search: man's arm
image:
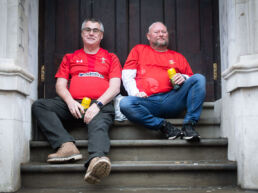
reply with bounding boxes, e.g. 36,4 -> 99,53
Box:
122,45 -> 147,98
122,69 -> 139,96
84,77 -> 121,124
122,69 -> 147,97
56,78 -> 84,119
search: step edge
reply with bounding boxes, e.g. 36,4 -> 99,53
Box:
21,161 -> 237,173
30,138 -> 228,147
17,186 -> 241,192
114,118 -> 220,127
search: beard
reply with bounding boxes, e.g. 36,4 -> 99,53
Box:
152,39 -> 169,47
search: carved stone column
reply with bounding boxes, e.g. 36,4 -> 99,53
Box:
0,0 -> 38,191
220,0 -> 258,189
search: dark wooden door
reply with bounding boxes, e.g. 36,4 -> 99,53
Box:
39,0 -> 220,101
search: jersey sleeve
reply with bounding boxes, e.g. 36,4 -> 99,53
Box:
109,53 -> 122,79
123,45 -> 141,70
122,69 -> 139,96
178,53 -> 194,77
122,45 -> 142,95
55,54 -> 71,80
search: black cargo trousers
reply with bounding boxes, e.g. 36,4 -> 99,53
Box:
32,97 -> 114,168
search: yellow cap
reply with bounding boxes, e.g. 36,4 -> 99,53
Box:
168,68 -> 177,79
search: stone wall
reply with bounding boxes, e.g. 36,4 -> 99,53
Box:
220,0 -> 258,189
0,0 -> 38,192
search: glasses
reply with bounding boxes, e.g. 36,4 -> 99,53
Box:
82,27 -> 102,34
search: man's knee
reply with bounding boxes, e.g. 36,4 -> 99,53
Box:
192,74 -> 206,96
32,98 -> 53,117
192,74 -> 205,83
32,99 -> 45,113
119,97 -> 129,112
120,96 -> 137,111
189,74 -> 206,88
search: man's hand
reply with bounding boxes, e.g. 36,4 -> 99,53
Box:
135,92 -> 148,98
67,99 -> 84,119
172,73 -> 186,85
83,103 -> 100,124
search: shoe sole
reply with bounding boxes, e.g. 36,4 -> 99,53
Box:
168,134 -> 182,140
47,154 -> 82,163
84,159 -> 111,184
183,136 -> 200,141
168,136 -> 178,140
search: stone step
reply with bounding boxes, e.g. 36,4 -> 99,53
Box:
111,118 -> 221,139
30,138 -> 228,162
21,160 -> 236,189
34,117 -> 221,141
33,101 -> 220,141
185,102 -> 219,119
16,186 -> 246,193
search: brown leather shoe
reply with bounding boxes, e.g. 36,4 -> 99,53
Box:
84,156 -> 111,184
47,142 -> 82,163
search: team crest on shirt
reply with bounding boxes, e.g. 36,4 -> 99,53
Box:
101,57 -> 106,64
76,59 -> 83,63
169,60 -> 175,64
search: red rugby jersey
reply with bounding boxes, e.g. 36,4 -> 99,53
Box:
55,48 -> 122,99
123,44 -> 193,96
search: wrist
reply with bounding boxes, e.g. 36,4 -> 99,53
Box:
96,100 -> 104,109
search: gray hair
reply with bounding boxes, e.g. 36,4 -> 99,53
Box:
148,21 -> 167,33
81,18 -> 104,32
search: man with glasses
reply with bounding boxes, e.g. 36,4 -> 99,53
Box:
120,21 -> 206,141
32,18 -> 121,184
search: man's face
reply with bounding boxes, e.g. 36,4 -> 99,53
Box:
147,23 -> 169,47
81,21 -> 103,46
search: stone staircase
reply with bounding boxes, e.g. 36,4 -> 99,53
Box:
17,102 -> 244,193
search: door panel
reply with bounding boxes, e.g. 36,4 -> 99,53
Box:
39,0 -> 220,101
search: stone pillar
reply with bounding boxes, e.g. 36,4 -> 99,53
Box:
220,0 -> 258,189
0,0 -> 38,192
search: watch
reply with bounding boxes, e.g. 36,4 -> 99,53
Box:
96,101 -> 104,109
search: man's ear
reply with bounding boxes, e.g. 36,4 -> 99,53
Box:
146,33 -> 150,41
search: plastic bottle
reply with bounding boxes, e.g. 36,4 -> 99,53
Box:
167,68 -> 180,90
81,97 -> 91,118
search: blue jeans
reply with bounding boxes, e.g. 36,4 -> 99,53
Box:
120,74 -> 206,130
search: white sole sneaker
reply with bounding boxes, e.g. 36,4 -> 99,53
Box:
183,136 -> 200,141
47,154 -> 82,163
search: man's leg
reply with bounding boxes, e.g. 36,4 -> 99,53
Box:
160,74 -> 206,123
32,97 -> 82,162
182,74 -> 206,140
120,96 -> 163,129
161,74 -> 206,140
183,74 -> 206,124
84,102 -> 114,184
120,95 -> 182,139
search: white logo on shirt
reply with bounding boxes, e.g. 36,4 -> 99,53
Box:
76,59 -> 83,63
169,60 -> 175,64
101,57 -> 106,64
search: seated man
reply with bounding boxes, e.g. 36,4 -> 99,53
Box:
120,21 -> 206,141
32,18 -> 121,184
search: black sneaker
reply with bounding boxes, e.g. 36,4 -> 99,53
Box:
181,123 -> 200,141
160,121 -> 182,140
